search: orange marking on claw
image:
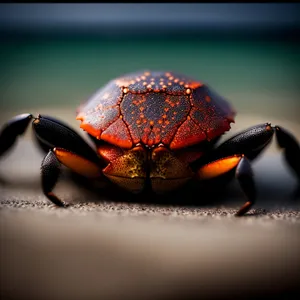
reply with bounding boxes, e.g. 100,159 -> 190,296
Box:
54,148 -> 102,178
197,155 -> 242,180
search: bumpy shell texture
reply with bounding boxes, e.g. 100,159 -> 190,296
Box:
76,70 -> 236,150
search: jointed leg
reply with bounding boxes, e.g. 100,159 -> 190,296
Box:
204,122 -> 300,180
0,113 -> 104,206
275,126 -> 300,180
194,122 -> 300,216
0,114 -> 33,156
200,123 -> 275,164
0,114 -> 99,161
235,156 -> 255,216
41,148 -> 102,206
33,114 -> 100,163
41,150 -> 64,206
196,154 -> 255,216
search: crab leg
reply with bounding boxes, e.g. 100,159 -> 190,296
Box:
0,114 -> 99,161
1,114 -> 104,206
41,150 -> 64,206
33,115 -> 100,162
198,122 -> 300,181
0,114 -> 33,157
196,154 -> 255,216
195,123 -> 300,216
275,126 -> 300,180
34,117 -> 105,206
32,115 -> 80,154
234,156 -> 256,216
203,123 -> 275,163
41,148 -> 103,207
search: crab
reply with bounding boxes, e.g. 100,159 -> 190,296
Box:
0,70 -> 299,216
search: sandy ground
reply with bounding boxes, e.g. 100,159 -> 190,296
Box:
1,112 -> 300,300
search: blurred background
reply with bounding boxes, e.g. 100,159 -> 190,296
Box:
1,4 -> 300,300
0,3 -> 300,127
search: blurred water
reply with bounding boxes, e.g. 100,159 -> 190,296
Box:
0,3 -> 299,125
1,35 -> 300,123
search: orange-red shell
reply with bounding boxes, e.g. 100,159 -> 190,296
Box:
76,70 -> 236,150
